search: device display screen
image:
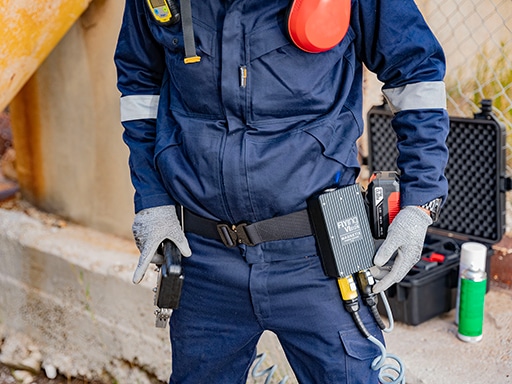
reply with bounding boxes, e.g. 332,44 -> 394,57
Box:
150,0 -> 165,7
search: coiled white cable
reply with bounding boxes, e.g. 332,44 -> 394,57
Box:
251,353 -> 289,384
369,291 -> 405,384
368,334 -> 405,384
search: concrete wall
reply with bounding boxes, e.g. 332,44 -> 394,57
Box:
10,0 -> 134,240
0,208 -> 171,383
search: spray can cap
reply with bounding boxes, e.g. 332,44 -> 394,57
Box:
460,242 -> 487,272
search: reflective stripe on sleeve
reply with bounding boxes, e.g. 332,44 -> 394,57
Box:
382,81 -> 446,114
120,95 -> 160,122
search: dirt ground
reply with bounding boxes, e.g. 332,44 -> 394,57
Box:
0,363 -> 105,384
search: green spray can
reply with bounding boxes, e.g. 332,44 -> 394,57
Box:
457,265 -> 487,343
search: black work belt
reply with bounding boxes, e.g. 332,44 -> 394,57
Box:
178,207 -> 314,247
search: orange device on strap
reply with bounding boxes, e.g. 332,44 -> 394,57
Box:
287,0 -> 351,53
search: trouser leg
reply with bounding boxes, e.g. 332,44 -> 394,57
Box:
169,235 -> 263,384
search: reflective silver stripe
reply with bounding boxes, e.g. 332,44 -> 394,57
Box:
382,81 -> 446,114
120,95 -> 160,122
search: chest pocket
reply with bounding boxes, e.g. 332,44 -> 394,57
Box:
247,24 -> 355,123
151,20 -> 223,118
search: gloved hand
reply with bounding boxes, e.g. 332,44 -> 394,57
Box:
131,205 -> 192,284
371,206 -> 432,293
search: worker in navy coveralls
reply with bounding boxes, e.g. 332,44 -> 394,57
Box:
115,0 -> 449,382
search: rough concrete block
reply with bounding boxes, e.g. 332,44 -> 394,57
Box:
0,208 -> 171,383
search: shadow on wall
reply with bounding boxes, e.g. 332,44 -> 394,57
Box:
0,109 -> 18,201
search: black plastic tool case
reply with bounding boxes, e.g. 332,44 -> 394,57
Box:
367,101 -> 509,325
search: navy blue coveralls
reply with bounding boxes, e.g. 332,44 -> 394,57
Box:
115,0 -> 449,382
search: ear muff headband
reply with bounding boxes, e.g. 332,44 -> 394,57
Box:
287,0 -> 351,53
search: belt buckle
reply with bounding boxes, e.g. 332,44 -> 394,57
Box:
216,223 -> 255,247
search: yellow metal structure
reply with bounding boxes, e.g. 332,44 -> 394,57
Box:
0,0 -> 92,111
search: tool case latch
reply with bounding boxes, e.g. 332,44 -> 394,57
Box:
501,176 -> 512,192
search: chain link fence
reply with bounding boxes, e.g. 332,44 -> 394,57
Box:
418,0 -> 512,232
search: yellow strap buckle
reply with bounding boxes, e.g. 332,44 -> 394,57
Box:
184,55 -> 201,64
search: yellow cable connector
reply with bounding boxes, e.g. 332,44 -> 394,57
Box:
337,275 -> 358,301
356,269 -> 375,296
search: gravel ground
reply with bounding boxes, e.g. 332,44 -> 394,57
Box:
0,363 -> 105,384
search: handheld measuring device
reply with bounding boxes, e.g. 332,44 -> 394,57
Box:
146,0 -> 180,25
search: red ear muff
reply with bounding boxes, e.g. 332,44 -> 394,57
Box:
287,0 -> 351,53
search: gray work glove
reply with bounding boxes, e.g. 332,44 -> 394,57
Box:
371,206 -> 432,293
132,205 -> 192,284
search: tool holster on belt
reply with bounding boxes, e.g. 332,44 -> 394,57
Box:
153,240 -> 184,328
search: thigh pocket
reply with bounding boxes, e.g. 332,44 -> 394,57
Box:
338,327 -> 382,383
